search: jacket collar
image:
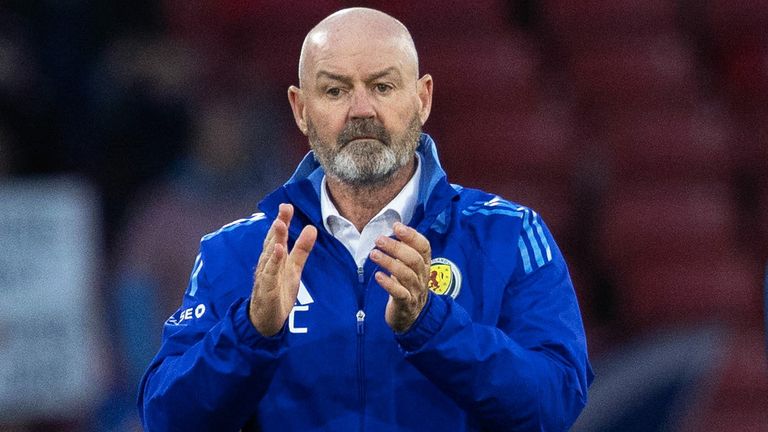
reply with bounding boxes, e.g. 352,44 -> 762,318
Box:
259,133 -> 458,235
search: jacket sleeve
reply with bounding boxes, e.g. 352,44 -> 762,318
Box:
395,216 -> 593,431
138,238 -> 284,431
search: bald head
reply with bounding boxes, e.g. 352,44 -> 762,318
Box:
298,8 -> 419,87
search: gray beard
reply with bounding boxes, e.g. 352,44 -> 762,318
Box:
325,139 -> 404,186
308,116 -> 421,187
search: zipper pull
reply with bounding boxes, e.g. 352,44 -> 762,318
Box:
357,266 -> 364,283
356,310 -> 366,335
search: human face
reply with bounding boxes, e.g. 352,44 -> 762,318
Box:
288,31 -> 432,186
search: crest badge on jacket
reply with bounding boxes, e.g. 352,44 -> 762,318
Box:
427,257 -> 462,299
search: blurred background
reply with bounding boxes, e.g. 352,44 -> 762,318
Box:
0,0 -> 766,431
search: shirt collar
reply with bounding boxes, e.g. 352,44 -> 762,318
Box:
320,153 -> 422,234
259,134 -> 458,233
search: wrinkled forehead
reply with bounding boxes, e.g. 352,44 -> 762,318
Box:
299,19 -> 419,85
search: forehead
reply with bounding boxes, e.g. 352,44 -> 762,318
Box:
305,29 -> 415,80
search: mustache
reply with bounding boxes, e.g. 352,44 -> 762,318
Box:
337,119 -> 390,146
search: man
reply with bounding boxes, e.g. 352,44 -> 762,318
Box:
139,8 -> 592,431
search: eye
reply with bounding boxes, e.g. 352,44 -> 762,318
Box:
326,87 -> 342,97
374,83 -> 393,94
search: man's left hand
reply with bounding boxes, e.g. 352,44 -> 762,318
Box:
370,222 -> 431,333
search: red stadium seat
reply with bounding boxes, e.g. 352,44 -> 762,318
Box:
598,183 -> 738,264
599,106 -> 735,182
541,0 -> 678,46
680,329 -> 768,432
162,0 -> 345,86
756,184 -> 768,257
728,111 -> 768,182
720,47 -> 768,110
432,105 -> 576,184
598,182 -> 760,330
164,0 -> 343,40
706,0 -> 768,49
565,35 -> 697,109
363,0 -> 514,38
617,255 -> 760,330
420,33 -> 542,115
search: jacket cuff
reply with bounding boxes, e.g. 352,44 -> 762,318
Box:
232,297 -> 286,350
396,292 -> 449,352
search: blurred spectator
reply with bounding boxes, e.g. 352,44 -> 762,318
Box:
0,10 -> 60,176
101,92 -> 293,430
0,125 -> 14,177
83,33 -> 199,250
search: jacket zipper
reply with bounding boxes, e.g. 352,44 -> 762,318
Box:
356,266 -> 366,432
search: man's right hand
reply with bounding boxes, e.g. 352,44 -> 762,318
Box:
250,203 -> 317,337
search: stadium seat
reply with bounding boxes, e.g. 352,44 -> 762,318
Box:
420,33 -> 542,115
432,106 -> 576,185
598,105 -> 735,182
617,255 -> 760,330
163,0 -> 344,86
541,0 -> 678,46
705,0 -> 768,49
164,0 -> 343,39
719,46 -> 768,109
756,184 -> 768,258
730,111 -> 768,176
573,326 -> 724,432
680,328 -> 768,432
564,35 -> 697,109
596,182 -> 759,330
598,182 -> 737,264
363,0 -> 514,37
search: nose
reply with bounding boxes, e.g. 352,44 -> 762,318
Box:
348,88 -> 376,120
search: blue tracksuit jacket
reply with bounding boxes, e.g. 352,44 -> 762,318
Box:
138,134 -> 593,431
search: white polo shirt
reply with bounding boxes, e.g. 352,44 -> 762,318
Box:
320,155 -> 422,268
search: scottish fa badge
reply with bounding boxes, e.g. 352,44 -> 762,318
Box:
427,257 -> 462,299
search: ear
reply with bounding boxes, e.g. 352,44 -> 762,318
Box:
288,85 -> 308,136
416,74 -> 433,126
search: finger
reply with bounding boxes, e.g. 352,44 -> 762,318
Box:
253,242 -> 285,295
369,249 -> 420,289
260,242 -> 285,288
256,206 -> 294,278
274,216 -> 289,251
374,235 -> 424,272
261,204 -> 292,250
277,203 -> 294,232
375,271 -> 410,301
262,215 -> 285,250
394,222 -> 431,265
274,205 -> 292,251
256,226 -> 279,276
259,219 -> 286,263
289,225 -> 317,271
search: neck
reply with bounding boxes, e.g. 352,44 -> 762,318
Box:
326,156 -> 417,232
